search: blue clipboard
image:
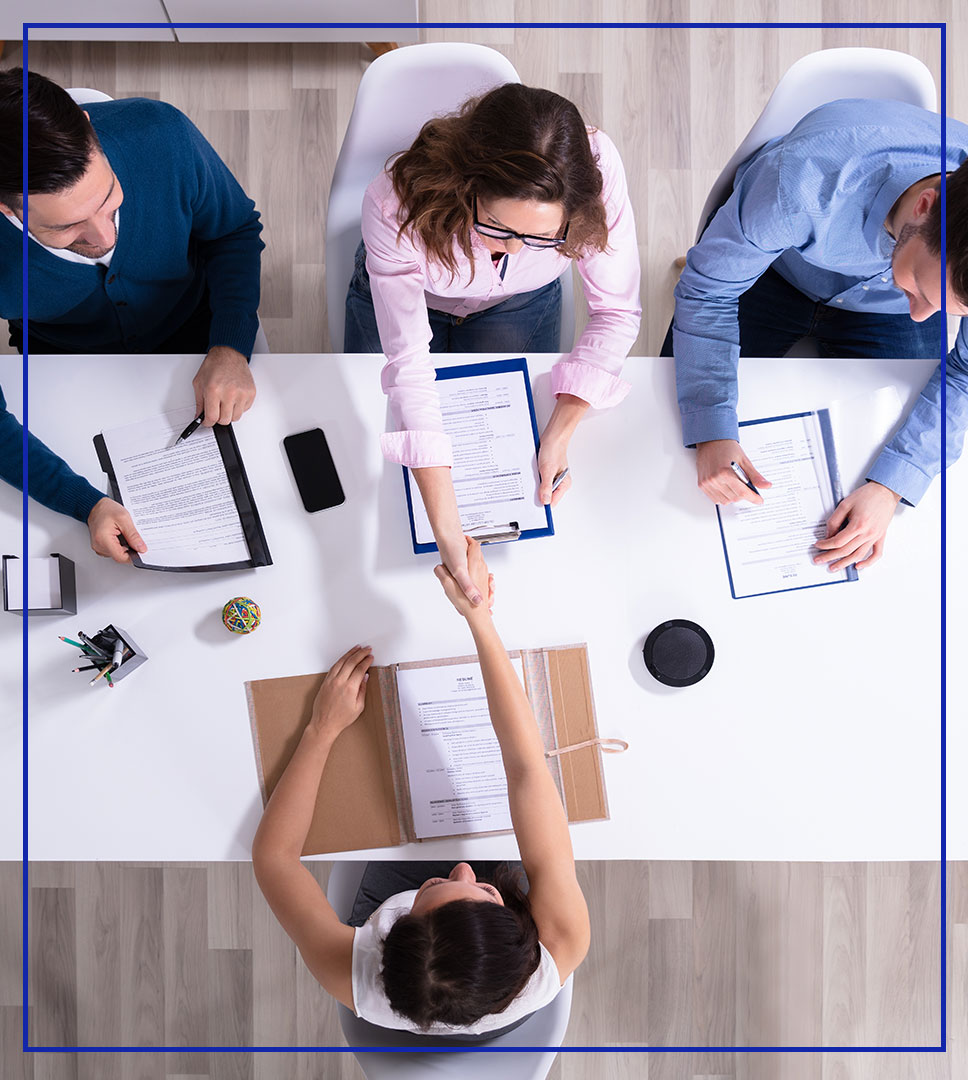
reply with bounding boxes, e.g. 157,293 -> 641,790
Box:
402,357 -> 554,555
716,409 -> 858,600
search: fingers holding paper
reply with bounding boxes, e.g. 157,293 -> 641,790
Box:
813,480 -> 901,572
312,645 -> 374,736
695,439 -> 770,505
193,346 -> 256,426
87,497 -> 147,564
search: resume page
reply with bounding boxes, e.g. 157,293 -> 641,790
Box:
396,659 -> 523,839
409,370 -> 548,544
717,413 -> 850,597
100,407 -> 250,569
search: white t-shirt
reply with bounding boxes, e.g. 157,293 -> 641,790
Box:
3,209 -> 118,267
351,888 -> 562,1036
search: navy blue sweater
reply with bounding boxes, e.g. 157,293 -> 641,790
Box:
0,98 -> 264,356
0,384 -> 104,522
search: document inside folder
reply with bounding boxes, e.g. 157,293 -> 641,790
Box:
99,406 -> 251,569
717,411 -> 854,598
407,364 -> 550,547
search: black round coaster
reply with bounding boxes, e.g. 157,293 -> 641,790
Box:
643,620 -> 714,687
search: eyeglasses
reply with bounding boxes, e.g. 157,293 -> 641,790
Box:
472,195 -> 569,250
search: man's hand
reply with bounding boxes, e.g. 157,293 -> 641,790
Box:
695,439 -> 771,505
311,645 -> 374,739
813,480 -> 901,571
87,497 -> 147,564
192,346 -> 256,426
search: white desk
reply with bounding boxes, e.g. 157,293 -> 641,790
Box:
0,353 -> 954,861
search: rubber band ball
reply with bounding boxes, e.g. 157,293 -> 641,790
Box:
222,596 -> 261,634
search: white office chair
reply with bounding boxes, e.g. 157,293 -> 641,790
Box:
325,42 -> 576,353
326,862 -> 573,1080
679,48 -> 938,358
65,87 -> 114,105
692,47 -> 938,243
66,87 -> 270,354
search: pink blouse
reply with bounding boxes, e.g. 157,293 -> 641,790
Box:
361,127 -> 642,468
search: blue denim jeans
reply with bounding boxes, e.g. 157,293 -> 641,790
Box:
344,240 -> 562,354
660,264 -> 945,359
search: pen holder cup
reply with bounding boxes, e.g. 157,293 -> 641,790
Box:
88,623 -> 148,684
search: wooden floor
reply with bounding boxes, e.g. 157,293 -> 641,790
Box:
0,1 -> 959,355
1,860 -> 964,1078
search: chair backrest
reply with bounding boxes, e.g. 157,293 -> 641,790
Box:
326,43 -> 584,354
326,862 -> 573,1080
694,47 -> 938,241
66,88 -> 114,105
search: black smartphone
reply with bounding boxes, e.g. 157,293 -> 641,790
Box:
283,428 -> 345,513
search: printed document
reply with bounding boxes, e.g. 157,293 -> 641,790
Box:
396,658 -> 523,839
717,412 -> 851,597
409,370 -> 547,544
100,407 -> 250,568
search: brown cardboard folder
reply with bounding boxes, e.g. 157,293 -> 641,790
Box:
246,644 -> 612,856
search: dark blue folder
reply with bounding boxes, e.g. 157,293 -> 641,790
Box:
402,357 -> 554,555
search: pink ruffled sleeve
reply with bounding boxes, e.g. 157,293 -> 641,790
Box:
553,129 -> 641,409
362,176 -> 453,468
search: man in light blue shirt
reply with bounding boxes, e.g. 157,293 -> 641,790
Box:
669,98 -> 968,571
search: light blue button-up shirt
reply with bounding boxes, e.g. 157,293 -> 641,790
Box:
673,98 -> 968,506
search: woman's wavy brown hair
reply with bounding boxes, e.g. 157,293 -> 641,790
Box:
388,82 -> 609,282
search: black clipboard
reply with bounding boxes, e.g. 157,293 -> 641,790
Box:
93,423 -> 272,573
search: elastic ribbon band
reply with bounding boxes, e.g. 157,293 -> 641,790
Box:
545,737 -> 628,758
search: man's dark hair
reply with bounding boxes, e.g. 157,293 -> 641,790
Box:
0,67 -> 101,208
922,159 -> 968,307
380,863 -> 541,1030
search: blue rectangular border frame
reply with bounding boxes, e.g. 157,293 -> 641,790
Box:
18,16 -> 950,1058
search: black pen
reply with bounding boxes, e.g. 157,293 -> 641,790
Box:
172,413 -> 204,448
77,630 -> 110,657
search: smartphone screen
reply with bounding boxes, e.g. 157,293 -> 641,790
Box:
283,428 -> 345,513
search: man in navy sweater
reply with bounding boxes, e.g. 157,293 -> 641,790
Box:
0,69 -> 264,427
1,384 -> 146,563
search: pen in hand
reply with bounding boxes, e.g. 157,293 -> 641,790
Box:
171,412 -> 205,448
551,467 -> 569,493
730,461 -> 761,497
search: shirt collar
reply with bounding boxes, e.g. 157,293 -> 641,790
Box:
864,167 -> 937,255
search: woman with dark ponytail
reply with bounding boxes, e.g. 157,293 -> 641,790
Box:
345,82 -> 641,611
253,539 -> 590,1041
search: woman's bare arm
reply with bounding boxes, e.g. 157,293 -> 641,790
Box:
251,645 -> 373,1007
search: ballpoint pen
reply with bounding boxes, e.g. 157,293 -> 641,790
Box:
111,638 -> 124,671
77,630 -> 111,657
551,467 -> 570,493
171,412 -> 205,448
730,461 -> 760,497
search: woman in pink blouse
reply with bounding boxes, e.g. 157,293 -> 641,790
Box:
346,83 -> 641,605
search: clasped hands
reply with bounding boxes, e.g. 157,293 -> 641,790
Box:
696,438 -> 900,571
